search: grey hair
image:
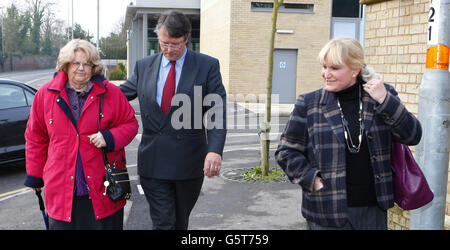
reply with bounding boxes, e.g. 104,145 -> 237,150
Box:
154,10 -> 191,39
56,39 -> 104,76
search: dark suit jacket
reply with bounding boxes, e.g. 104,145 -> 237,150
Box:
120,50 -> 227,180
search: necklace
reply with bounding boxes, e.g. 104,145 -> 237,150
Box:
336,85 -> 364,154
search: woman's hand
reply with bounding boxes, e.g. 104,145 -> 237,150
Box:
313,177 -> 324,191
363,75 -> 387,104
88,132 -> 107,148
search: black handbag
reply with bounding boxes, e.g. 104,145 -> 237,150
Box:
98,95 -> 131,201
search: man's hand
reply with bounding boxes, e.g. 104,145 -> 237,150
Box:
203,152 -> 222,178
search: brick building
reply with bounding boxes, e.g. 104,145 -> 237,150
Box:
123,0 -> 449,229
125,0 -> 364,103
361,0 -> 449,230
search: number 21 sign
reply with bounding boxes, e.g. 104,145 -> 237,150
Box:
427,0 -> 440,45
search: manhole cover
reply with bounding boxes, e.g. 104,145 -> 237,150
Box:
220,167 -> 288,183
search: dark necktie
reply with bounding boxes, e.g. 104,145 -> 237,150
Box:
161,61 -> 176,114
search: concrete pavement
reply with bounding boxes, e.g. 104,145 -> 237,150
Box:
124,101 -> 307,230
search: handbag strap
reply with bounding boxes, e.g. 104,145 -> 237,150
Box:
97,94 -> 110,168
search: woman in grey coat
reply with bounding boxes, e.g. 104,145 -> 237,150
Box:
275,37 -> 422,230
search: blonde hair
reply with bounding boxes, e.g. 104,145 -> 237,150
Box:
318,37 -> 378,82
56,39 -> 104,76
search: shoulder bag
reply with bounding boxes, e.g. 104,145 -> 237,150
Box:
98,95 -> 132,201
391,141 -> 433,210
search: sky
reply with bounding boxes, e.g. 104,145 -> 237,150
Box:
0,0 -> 134,40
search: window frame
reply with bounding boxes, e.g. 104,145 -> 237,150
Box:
250,2 -> 315,14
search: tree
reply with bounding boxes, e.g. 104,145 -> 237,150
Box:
26,0 -> 54,54
3,4 -> 22,56
19,11 -> 34,54
259,0 -> 284,177
100,19 -> 127,59
68,23 -> 94,43
0,22 -> 5,71
41,8 -> 53,55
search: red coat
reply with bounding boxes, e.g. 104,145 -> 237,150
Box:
25,70 -> 138,222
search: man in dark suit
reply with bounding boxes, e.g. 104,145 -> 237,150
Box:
120,11 -> 227,230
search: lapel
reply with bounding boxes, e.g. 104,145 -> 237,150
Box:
362,90 -> 376,134
320,89 -> 346,145
47,71 -> 76,129
147,53 -> 166,122
319,86 -> 377,146
149,53 -> 162,107
175,49 -> 198,96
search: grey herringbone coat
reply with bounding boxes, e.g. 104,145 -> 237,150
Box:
275,83 -> 422,227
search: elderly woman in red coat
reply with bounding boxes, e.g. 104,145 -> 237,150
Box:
24,39 -> 138,230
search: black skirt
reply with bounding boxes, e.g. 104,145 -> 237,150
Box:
48,195 -> 124,230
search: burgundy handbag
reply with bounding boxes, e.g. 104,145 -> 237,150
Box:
391,141 -> 434,210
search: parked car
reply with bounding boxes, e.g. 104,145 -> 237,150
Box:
0,79 -> 37,165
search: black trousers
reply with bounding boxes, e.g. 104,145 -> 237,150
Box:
307,206 -> 387,230
140,176 -> 204,230
48,195 -> 124,230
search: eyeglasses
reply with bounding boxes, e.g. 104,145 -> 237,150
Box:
159,39 -> 186,50
71,61 -> 94,69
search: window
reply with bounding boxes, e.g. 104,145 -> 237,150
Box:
281,3 -> 314,13
332,0 -> 362,18
0,85 -> 27,109
251,2 -> 314,13
148,39 -> 160,56
251,2 -> 274,11
25,90 -> 35,106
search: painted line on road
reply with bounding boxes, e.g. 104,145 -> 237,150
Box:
123,201 -> 132,225
232,123 -> 285,128
0,69 -> 53,79
26,75 -> 52,85
227,132 -> 282,138
137,185 -> 144,195
223,143 -> 278,153
135,134 -> 142,142
0,187 -> 32,202
0,165 -> 137,202
134,132 -> 280,139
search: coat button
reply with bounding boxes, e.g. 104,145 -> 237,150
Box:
375,175 -> 381,181
70,176 -> 74,180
